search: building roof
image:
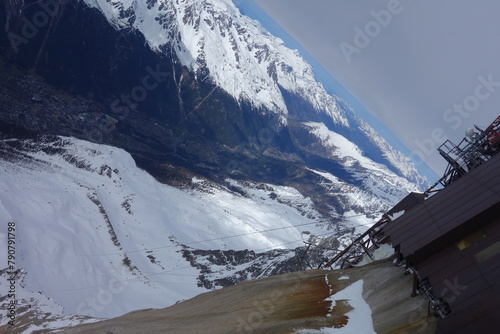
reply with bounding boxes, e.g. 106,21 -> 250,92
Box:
384,153 -> 500,264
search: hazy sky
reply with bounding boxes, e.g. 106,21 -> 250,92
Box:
251,0 -> 500,175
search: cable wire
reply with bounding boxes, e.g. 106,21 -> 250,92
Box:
82,213 -> 370,257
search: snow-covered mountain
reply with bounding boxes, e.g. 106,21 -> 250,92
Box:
79,0 -> 426,187
83,0 -> 348,126
0,134 -> 376,320
0,0 -> 433,328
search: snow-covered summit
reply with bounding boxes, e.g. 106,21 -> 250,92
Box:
79,0 -> 428,190
82,0 -> 348,125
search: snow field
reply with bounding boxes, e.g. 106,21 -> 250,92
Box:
0,137 -> 329,318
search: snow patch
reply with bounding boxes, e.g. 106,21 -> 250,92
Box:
301,279 -> 375,334
389,210 -> 406,220
0,269 -> 100,332
355,244 -> 395,267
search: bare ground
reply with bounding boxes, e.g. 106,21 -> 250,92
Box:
56,259 -> 437,334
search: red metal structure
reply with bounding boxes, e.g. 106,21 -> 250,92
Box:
320,214 -> 391,270
437,115 -> 500,187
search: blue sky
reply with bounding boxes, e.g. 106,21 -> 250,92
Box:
239,0 -> 500,180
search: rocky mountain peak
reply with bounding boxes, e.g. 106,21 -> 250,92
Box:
83,0 -> 348,126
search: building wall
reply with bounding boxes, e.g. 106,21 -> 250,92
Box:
384,153 -> 500,262
383,153 -> 500,333
416,215 -> 500,333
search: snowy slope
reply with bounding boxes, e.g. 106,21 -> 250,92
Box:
0,135 -> 336,319
0,269 -> 99,333
303,122 -> 421,204
356,117 -> 428,188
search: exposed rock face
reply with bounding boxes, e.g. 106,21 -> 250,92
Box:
181,247 -> 304,290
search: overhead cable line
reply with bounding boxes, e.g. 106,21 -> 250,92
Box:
83,213 -> 370,257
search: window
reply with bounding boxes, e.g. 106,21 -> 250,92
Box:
474,240 -> 500,263
456,229 -> 486,250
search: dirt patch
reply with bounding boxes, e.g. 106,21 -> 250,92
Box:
270,274 -> 331,321
58,260 -> 437,334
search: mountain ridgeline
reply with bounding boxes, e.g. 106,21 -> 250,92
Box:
1,0 -> 426,205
